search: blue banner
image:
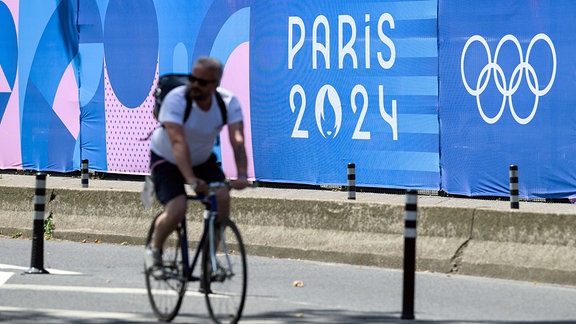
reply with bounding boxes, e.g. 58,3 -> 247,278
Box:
439,0 -> 576,198
4,0 -> 575,199
250,0 -> 439,189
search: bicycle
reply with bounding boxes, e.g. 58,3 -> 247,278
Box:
144,182 -> 247,323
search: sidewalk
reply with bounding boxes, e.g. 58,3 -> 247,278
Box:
1,173 -> 575,286
2,172 -> 574,213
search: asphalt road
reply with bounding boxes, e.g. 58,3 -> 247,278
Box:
1,237 -> 576,323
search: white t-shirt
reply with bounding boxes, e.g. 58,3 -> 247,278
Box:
150,85 -> 243,166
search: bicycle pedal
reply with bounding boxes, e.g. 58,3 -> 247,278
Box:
211,273 -> 227,282
150,269 -> 166,280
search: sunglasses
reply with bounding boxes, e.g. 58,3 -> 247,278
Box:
188,75 -> 216,87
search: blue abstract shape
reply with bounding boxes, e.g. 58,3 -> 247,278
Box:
78,0 -> 107,172
79,70 -> 107,172
172,43 -> 189,73
104,0 -> 158,108
210,7 -> 251,63
192,0 -> 251,61
78,0 -> 104,106
154,0 -> 211,74
22,81 -> 76,170
78,44 -> 104,106
21,0 -> 79,171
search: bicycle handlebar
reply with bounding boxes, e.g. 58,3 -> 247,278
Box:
187,179 -> 256,200
208,181 -> 231,190
186,181 -> 226,198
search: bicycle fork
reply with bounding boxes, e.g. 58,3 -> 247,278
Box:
205,209 -> 234,282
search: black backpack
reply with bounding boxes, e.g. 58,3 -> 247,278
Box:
153,73 -> 227,125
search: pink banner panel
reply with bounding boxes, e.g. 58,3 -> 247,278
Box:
0,0 -> 20,169
220,42 -> 254,179
53,63 -> 80,140
104,60 -> 158,174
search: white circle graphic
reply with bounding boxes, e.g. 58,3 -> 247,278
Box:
460,34 -> 556,125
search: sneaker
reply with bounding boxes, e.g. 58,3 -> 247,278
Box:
145,247 -> 163,277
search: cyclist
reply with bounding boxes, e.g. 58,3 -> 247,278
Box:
146,56 -> 249,275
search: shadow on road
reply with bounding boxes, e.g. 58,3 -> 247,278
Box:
241,308 -> 576,324
2,308 -> 575,323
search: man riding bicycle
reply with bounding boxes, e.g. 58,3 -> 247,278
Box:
146,56 -> 249,275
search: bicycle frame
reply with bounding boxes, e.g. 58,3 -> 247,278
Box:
180,183 -> 224,283
145,180 -> 247,323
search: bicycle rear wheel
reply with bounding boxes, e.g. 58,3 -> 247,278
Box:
145,213 -> 187,322
203,218 -> 247,324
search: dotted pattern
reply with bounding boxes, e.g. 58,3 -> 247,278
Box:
104,62 -> 159,174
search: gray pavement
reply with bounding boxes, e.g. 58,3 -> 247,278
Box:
0,172 -> 575,286
2,238 -> 576,323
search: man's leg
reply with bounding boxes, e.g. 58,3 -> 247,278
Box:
215,188 -> 230,219
146,194 -> 187,274
152,194 -> 187,250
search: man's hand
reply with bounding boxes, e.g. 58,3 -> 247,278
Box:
231,177 -> 250,190
186,178 -> 208,195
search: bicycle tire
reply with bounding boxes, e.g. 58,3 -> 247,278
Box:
145,212 -> 187,322
203,218 -> 247,324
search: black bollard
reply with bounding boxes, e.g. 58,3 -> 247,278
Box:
510,165 -> 519,209
81,159 -> 89,188
401,190 -> 417,320
25,173 -> 49,274
347,163 -> 356,200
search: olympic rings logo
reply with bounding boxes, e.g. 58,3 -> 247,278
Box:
460,34 -> 557,124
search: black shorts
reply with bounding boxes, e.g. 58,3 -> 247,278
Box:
150,151 -> 225,205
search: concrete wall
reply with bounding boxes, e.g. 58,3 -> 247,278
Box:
1,177 -> 574,286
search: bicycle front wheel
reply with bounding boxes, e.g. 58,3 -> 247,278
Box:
203,218 -> 247,324
145,213 -> 187,322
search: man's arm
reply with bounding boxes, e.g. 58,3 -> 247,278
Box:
227,121 -> 249,188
